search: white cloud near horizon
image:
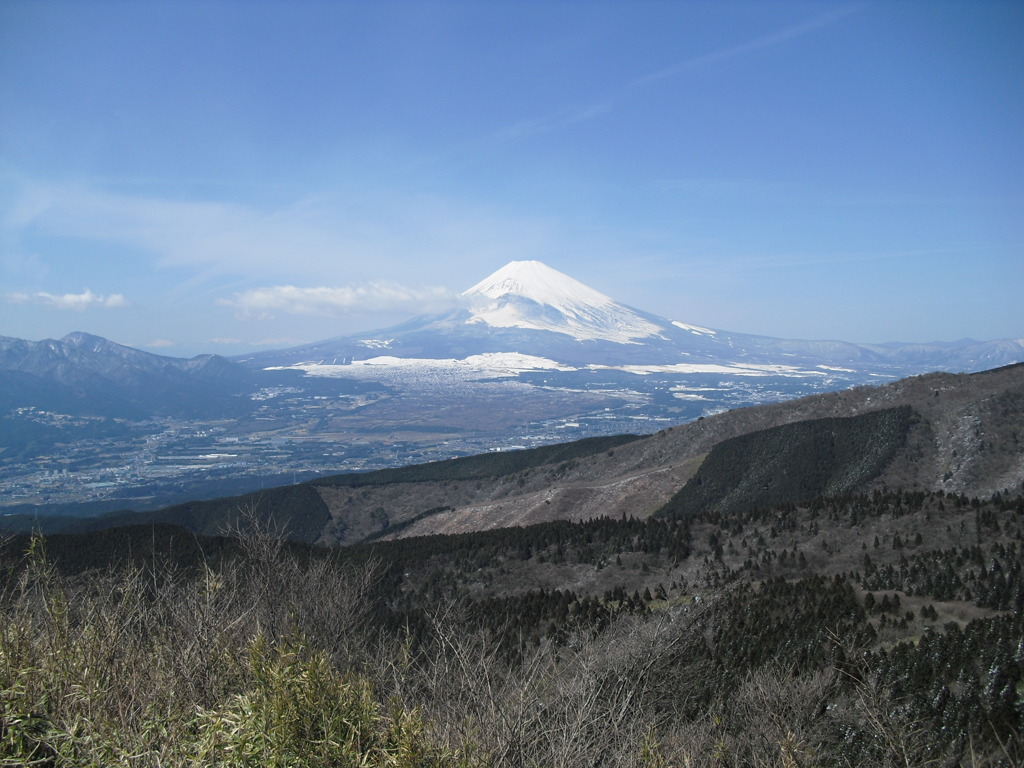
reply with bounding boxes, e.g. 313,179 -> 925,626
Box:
4,177 -> 558,289
219,282 -> 462,319
5,288 -> 128,311
8,180 -> 349,276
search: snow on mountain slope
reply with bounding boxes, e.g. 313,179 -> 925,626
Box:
461,260 -> 664,343
237,260 -> 1024,376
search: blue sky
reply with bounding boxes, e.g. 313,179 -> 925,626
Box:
2,0 -> 1022,356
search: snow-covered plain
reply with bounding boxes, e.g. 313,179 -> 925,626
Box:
269,354 -> 830,382
268,352 -> 576,380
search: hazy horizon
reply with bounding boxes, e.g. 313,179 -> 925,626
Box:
2,1 -> 1022,357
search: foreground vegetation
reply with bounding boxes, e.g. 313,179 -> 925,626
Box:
3,489 -> 1023,766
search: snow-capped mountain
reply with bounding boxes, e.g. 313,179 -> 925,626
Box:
240,260 -> 1024,377
243,260 -> 726,369
462,260 -> 664,343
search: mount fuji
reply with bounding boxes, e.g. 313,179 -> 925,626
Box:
461,260 -> 664,343
239,260 -> 1023,377
4,260 -> 1022,516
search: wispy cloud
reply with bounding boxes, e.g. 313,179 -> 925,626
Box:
6,177 -> 555,289
486,6 -> 859,145
491,102 -> 612,143
629,6 -> 861,88
219,282 -> 462,319
10,181 -> 347,276
5,288 -> 128,311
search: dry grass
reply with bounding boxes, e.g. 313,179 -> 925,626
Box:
2,520 -> 1018,767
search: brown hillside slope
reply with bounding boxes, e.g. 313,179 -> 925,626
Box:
315,364 -> 1024,544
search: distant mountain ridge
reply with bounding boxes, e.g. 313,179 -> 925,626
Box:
239,260 -> 1024,375
5,262 -> 1020,387
0,331 -> 261,418
0,331 -> 248,386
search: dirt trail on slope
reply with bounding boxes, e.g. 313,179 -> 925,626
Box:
378,455 -> 704,539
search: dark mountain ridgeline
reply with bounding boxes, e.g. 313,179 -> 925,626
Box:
0,332 -> 261,419
5,364 -> 1022,549
20,483 -> 332,545
658,406 -> 915,518
315,433 -> 643,487
0,434 -> 641,544
312,362 -> 1024,544
0,367 -> 145,420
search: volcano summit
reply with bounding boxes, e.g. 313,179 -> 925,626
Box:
461,260 -> 664,343
241,260 -> 1023,376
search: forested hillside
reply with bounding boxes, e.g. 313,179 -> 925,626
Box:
3,485 -> 1022,766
